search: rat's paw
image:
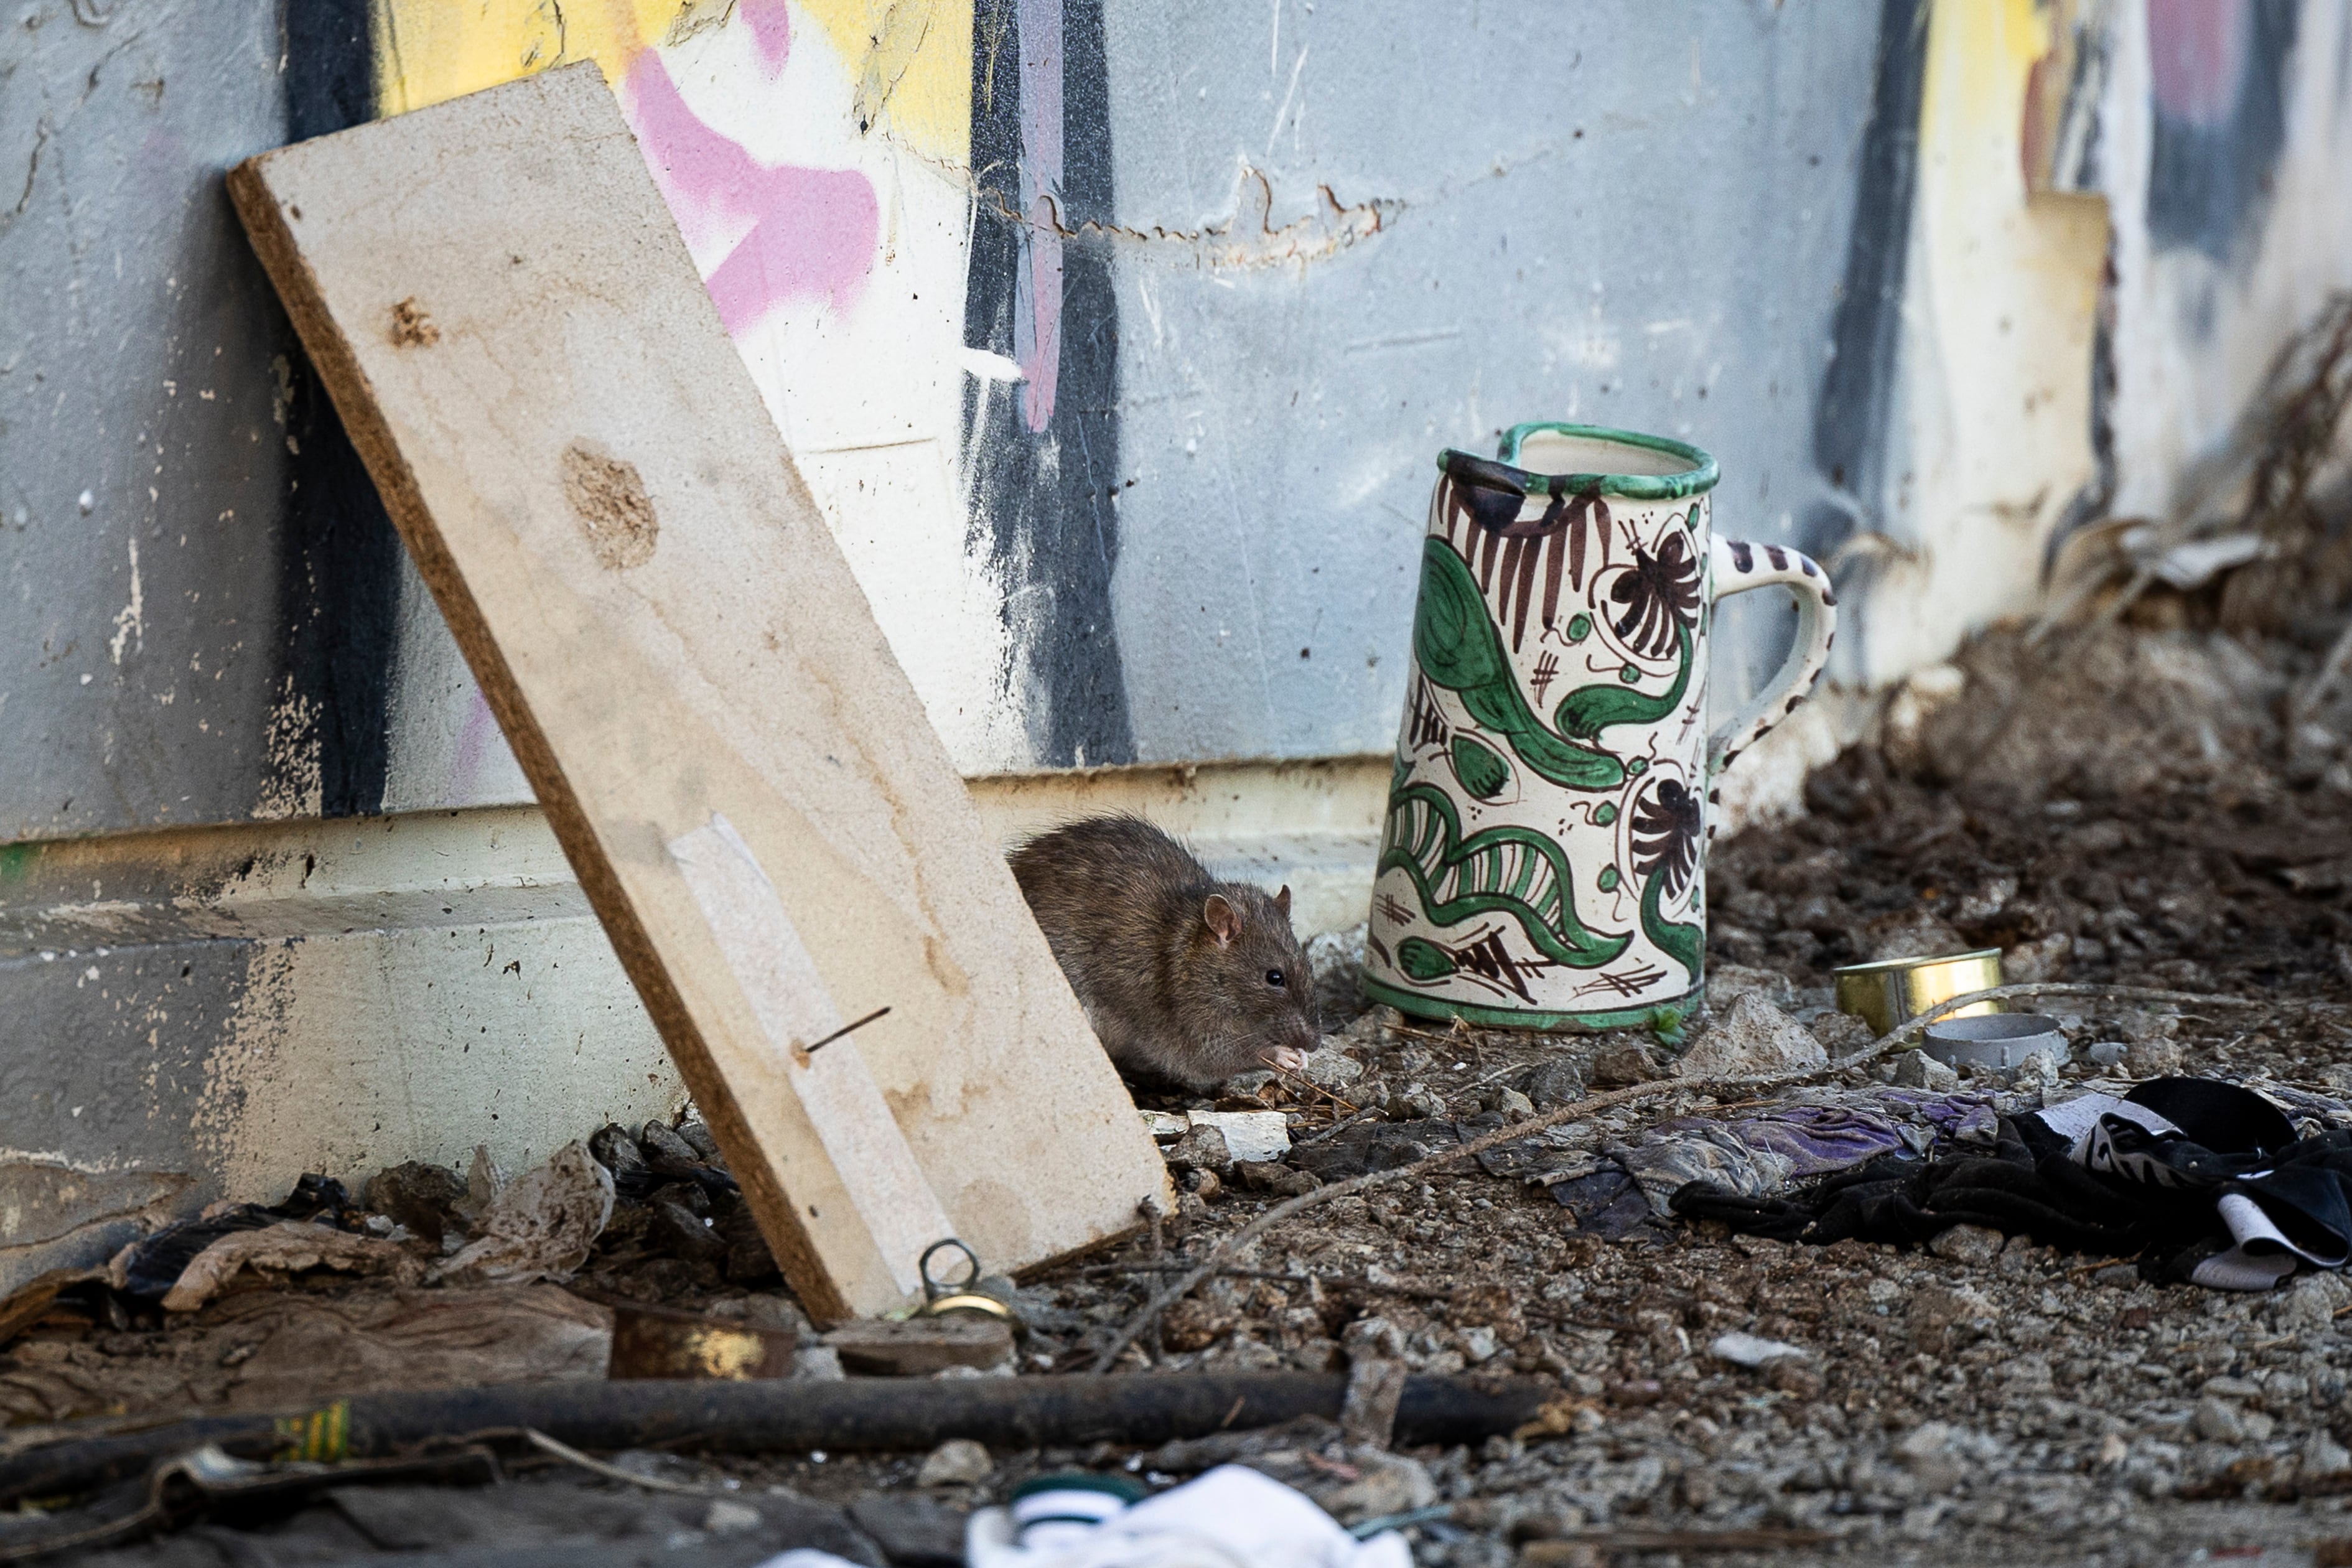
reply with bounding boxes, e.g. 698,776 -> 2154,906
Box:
1263,1044 -> 1309,1075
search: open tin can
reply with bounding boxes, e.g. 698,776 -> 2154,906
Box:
1833,948 -> 2004,1037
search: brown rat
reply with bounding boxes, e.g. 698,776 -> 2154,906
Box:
1009,814 -> 1319,1090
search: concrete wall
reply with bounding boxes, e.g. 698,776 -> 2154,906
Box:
4,0 -> 2350,1288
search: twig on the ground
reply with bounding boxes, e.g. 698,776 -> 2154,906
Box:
1292,1104 -> 1385,1149
1088,981 -> 2264,1372
1060,1262 -> 1453,1301
523,1429 -> 720,1496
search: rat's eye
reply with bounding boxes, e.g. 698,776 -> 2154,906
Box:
1265,968 -> 1286,989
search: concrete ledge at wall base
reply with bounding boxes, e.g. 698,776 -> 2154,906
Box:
0,759 -> 1388,1299
0,732 -> 1876,1299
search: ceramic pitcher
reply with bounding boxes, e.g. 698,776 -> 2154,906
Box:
1361,422 -> 1837,1030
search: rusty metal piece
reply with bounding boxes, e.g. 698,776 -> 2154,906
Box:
607,1300 -> 795,1382
823,1315 -> 1015,1376
1833,948 -> 2004,1037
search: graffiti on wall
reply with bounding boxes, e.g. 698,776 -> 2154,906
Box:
347,0 -> 1128,783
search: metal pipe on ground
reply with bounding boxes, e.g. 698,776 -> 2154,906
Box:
0,1373 -> 1552,1506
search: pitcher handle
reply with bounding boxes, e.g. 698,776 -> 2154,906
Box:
1705,537 -> 1837,777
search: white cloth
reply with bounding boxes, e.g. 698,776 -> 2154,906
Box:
966,1465 -> 1412,1568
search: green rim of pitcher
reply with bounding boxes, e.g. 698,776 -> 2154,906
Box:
1361,974 -> 1700,1034
1437,421 -> 1719,502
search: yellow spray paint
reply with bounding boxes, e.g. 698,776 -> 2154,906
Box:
1868,0 -> 2110,679
371,0 -> 970,166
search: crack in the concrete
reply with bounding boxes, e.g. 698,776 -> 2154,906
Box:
997,164 -> 1400,273
9,118 -> 48,222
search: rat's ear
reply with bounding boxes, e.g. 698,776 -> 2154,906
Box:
1274,885 -> 1292,918
1203,894 -> 1241,947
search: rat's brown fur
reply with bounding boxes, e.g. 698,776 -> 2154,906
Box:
1009,815 -> 1319,1090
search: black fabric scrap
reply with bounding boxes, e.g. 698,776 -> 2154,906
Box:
1674,1091 -> 2352,1287
115,1174 -> 355,1302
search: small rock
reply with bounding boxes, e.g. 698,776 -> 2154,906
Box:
1676,994 -> 1827,1079
1590,1042 -> 1663,1088
1387,1085 -> 1446,1121
1908,1284 -> 1999,1353
1926,1225 -> 2004,1266
1891,1050 -> 1959,1092
2086,1041 -> 2129,1069
646,1196 -> 729,1269
1138,1111 -> 1190,1142
1706,964 -> 1798,1010
2279,1272 -> 2352,1328
1162,1297 -> 1236,1352
703,1499 -> 763,1533
2125,1036 -> 2185,1077
792,1346 -> 845,1381
1320,1453 -> 1437,1525
675,1119 -> 724,1164
2200,1374 -> 2263,1401
1458,1325 -> 1500,1363
916,1438 -> 992,1488
1164,1124 -> 1233,1174
1233,1160 -> 1319,1197
2305,1429 -> 2352,1481
1496,1088 -> 1537,1122
1523,1060 -> 1585,1109
1186,1168 -> 1223,1202
2091,1264 -> 2139,1289
1767,1359 -> 1824,1397
1709,1331 -> 1806,1368
1188,1111 -> 1290,1163
1299,1048 -> 1366,1091
1897,1421 -> 1952,1460
2193,1396 -> 2246,1444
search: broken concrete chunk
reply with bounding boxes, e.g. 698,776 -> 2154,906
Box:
1709,1331 -> 1808,1368
1139,1111 -> 1191,1142
1676,994 -> 1827,1079
823,1316 -> 1015,1376
1189,1110 -> 1290,1164
1892,1050 -> 1960,1093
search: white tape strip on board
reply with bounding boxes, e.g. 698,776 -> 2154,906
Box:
668,811 -> 951,1298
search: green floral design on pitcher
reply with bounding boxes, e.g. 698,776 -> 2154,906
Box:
1410,537 -> 1623,793
1379,783 -> 1628,970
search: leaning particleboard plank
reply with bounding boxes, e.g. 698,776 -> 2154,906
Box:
226,62 -> 1167,1322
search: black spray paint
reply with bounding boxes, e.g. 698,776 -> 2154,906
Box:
1803,0 -> 1932,571
963,0 -> 1135,768
273,0 -> 401,816
2146,0 -> 2300,262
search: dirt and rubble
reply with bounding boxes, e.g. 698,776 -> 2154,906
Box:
17,614 -> 2352,1566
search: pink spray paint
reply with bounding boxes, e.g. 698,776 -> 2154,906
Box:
622,6 -> 880,335
1015,0 -> 1063,432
